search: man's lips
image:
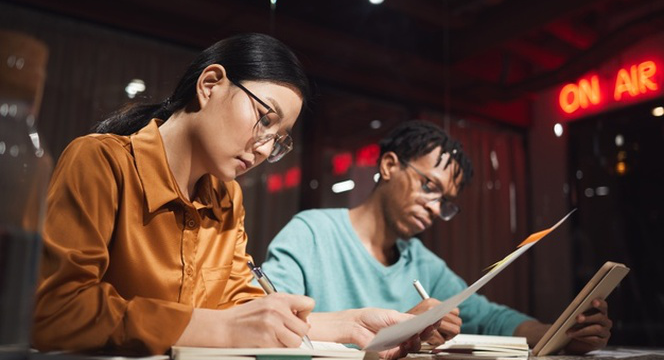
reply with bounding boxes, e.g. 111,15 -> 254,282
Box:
413,214 -> 432,230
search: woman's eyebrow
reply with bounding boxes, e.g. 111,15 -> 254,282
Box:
265,96 -> 284,119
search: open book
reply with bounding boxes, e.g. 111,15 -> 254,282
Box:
172,341 -> 375,360
431,334 -> 528,359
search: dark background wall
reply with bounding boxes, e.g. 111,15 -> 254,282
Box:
2,0 -> 662,345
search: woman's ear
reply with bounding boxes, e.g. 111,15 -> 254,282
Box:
196,64 -> 228,109
379,151 -> 400,182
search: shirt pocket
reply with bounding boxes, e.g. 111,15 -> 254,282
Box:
202,264 -> 233,308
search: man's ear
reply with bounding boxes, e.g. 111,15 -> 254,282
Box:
196,64 -> 228,109
379,152 -> 400,181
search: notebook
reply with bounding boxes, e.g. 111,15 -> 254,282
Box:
172,341 -> 374,360
532,261 -> 630,356
432,334 -> 528,359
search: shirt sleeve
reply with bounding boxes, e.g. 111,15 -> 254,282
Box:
429,259 -> 534,336
32,137 -> 193,355
217,183 -> 265,309
260,216 -> 314,296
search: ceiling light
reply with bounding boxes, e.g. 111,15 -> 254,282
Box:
332,179 -> 355,193
309,179 -> 319,190
369,0 -> 384,4
490,150 -> 499,170
553,123 -> 563,137
595,186 -> 609,196
125,79 -> 146,99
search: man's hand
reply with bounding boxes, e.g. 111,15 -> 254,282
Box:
564,298 -> 612,354
514,298 -> 612,355
407,298 -> 462,345
353,307 -> 439,359
308,308 -> 440,359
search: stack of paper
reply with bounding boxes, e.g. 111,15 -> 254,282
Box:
172,341 -> 374,360
432,334 -> 529,359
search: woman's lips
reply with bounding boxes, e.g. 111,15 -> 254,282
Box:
236,157 -> 251,171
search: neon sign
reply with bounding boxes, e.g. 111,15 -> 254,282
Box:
559,60 -> 660,115
331,144 -> 380,176
267,166 -> 301,193
614,61 -> 658,101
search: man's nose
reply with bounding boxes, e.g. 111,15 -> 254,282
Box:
424,197 -> 442,218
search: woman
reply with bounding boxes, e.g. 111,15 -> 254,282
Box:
32,33 -> 428,357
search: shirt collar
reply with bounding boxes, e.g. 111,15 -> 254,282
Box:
131,119 -> 231,216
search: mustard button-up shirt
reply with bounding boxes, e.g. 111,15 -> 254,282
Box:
33,120 -> 264,355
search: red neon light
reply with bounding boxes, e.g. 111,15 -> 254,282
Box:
267,174 -> 283,193
559,60 -> 660,115
356,144 -> 380,167
614,61 -> 658,101
559,75 -> 600,114
332,152 -> 353,176
284,167 -> 301,188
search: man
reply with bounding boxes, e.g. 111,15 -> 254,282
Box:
262,120 -> 612,353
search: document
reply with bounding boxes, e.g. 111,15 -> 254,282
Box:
364,209 -> 576,352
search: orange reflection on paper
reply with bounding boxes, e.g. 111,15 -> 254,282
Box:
484,209 -> 577,273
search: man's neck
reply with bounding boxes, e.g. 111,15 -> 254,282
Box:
348,194 -> 399,266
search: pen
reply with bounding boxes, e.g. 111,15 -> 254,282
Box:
413,279 -> 430,299
247,261 -> 314,350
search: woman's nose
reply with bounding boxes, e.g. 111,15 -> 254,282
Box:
253,137 -> 274,160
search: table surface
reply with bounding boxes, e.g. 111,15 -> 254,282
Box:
406,347 -> 664,360
2,346 -> 662,360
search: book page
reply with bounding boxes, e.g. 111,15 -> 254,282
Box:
172,342 -> 364,360
438,334 -> 528,348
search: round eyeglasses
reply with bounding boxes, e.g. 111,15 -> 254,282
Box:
401,160 -> 460,221
233,81 -> 294,163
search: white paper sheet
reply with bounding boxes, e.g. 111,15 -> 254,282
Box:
364,210 -> 575,352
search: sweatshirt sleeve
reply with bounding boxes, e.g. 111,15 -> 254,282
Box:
429,256 -> 533,336
260,216 -> 315,296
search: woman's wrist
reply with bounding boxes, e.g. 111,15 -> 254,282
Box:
308,309 -> 362,345
175,308 -> 232,347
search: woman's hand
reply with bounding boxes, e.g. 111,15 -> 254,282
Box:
175,293 -> 315,348
407,298 -> 462,345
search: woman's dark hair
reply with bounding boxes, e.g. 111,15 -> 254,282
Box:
378,120 -> 474,189
93,33 -> 310,135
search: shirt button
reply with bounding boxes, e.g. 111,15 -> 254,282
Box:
186,266 -> 194,276
186,219 -> 197,228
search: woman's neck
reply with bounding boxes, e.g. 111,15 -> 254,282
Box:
158,113 -> 201,201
